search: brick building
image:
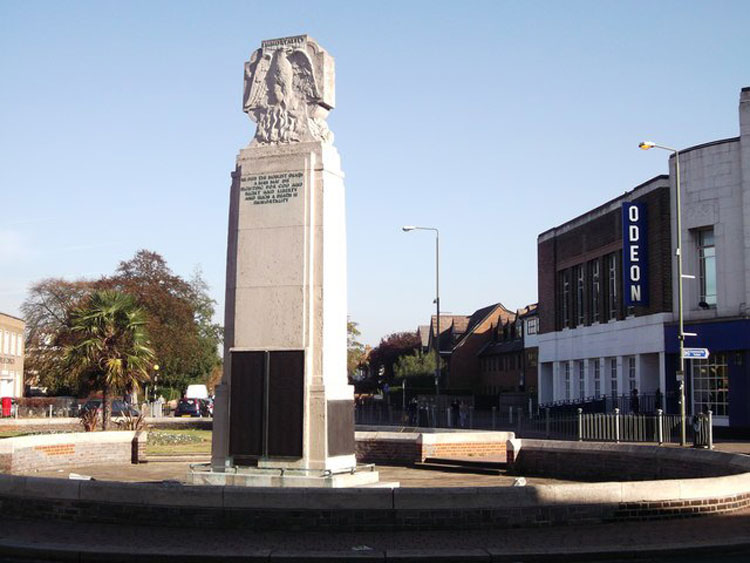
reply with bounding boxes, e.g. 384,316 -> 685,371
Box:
444,303 -> 515,391
537,87 -> 750,428
0,313 -> 25,398
478,304 -> 539,397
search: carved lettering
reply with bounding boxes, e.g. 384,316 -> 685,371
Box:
240,172 -> 303,206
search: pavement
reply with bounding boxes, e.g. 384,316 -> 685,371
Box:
1,505 -> 750,561
3,436 -> 750,561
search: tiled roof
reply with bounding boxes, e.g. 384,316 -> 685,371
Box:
517,303 -> 538,318
417,325 -> 430,348
430,315 -> 470,337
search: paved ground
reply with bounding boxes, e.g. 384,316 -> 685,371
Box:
1,505 -> 749,561
5,434 -> 750,560
20,456 -> 574,487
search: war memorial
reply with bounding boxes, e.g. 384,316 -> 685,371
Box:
2,35 -> 750,561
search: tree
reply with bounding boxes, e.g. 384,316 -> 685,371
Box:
367,331 -> 421,383
21,278 -> 93,394
21,250 -> 222,398
64,290 -> 155,430
99,250 -> 222,394
394,350 -> 440,379
347,320 -> 367,379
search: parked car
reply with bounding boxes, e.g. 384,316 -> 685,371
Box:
174,398 -> 202,417
82,399 -> 139,417
198,398 -> 214,417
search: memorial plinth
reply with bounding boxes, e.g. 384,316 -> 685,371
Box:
206,35 -> 382,487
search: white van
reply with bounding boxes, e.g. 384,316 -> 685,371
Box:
185,384 -> 209,399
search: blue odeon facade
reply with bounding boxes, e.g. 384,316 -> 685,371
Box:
537,87 -> 750,429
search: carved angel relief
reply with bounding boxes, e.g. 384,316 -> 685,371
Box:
243,38 -> 334,145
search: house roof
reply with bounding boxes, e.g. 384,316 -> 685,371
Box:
417,325 -> 430,348
453,303 -> 514,349
517,303 -> 538,319
430,315 -> 470,337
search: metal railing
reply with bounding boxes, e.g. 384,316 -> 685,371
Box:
354,402 -> 714,447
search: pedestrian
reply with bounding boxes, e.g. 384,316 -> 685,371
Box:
451,400 -> 460,428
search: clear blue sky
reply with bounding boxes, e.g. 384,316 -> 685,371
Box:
1,1 -> 748,346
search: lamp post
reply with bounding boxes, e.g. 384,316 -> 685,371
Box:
402,225 -> 441,397
639,141 -> 687,446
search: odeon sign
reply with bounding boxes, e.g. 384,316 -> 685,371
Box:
622,202 -> 648,306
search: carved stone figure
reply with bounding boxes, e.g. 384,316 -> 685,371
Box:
243,35 -> 335,145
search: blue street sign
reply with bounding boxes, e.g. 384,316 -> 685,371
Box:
683,348 -> 710,360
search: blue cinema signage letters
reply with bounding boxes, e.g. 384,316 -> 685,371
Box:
622,202 -> 649,306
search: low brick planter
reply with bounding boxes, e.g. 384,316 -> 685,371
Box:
0,431 -> 146,473
355,429 -> 512,464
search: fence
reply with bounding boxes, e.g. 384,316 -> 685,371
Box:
354,402 -> 714,447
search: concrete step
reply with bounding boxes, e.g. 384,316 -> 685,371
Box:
414,460 -> 505,476
424,456 -> 507,470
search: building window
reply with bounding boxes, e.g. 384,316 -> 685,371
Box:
697,228 -> 716,307
575,265 -> 585,326
578,361 -> 585,399
692,353 -> 728,417
610,358 -> 618,396
593,361 -> 602,396
526,317 -> 538,334
559,270 -> 571,329
628,357 -> 636,392
564,362 -> 571,401
591,259 -> 600,323
607,253 -> 618,321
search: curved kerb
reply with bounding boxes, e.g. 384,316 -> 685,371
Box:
2,432 -> 750,531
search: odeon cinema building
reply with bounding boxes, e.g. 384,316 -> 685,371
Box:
536,87 -> 750,429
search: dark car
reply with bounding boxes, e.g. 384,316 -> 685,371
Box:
198,398 -> 214,417
82,399 -> 139,417
174,398 -> 202,417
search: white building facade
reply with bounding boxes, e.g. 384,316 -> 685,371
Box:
537,87 -> 750,426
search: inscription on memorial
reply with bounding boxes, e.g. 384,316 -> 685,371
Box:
240,172 -> 303,205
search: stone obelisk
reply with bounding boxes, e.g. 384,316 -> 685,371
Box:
211,35 -> 360,478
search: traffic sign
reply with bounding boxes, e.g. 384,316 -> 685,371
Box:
683,348 -> 710,360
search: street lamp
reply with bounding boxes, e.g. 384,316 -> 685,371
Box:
639,140 -> 687,446
402,225 -> 441,397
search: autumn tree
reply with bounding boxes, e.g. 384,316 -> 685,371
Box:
347,320 -> 367,380
21,250 -> 222,397
98,250 -> 222,395
21,278 -> 93,394
367,331 -> 421,383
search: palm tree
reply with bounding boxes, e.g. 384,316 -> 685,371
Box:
65,290 -> 155,430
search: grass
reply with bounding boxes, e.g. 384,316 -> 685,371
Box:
0,430 -> 29,439
146,429 -> 212,455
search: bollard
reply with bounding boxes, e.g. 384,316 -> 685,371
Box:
517,407 -> 522,434
577,408 -> 583,441
446,407 -> 452,428
615,408 -> 621,443
708,410 -> 714,449
509,406 -> 513,425
657,409 -> 664,445
491,406 -> 496,430
49,404 -> 53,418
545,407 -> 550,439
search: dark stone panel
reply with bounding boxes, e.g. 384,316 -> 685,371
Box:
327,400 -> 355,457
229,351 -> 265,460
267,350 -> 304,458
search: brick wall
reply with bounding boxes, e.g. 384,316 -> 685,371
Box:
0,431 -> 146,473
355,431 -> 511,464
508,440 -> 750,481
537,184 -> 672,334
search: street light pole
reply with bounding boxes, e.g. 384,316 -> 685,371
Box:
402,226 -> 441,397
639,141 -> 687,446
